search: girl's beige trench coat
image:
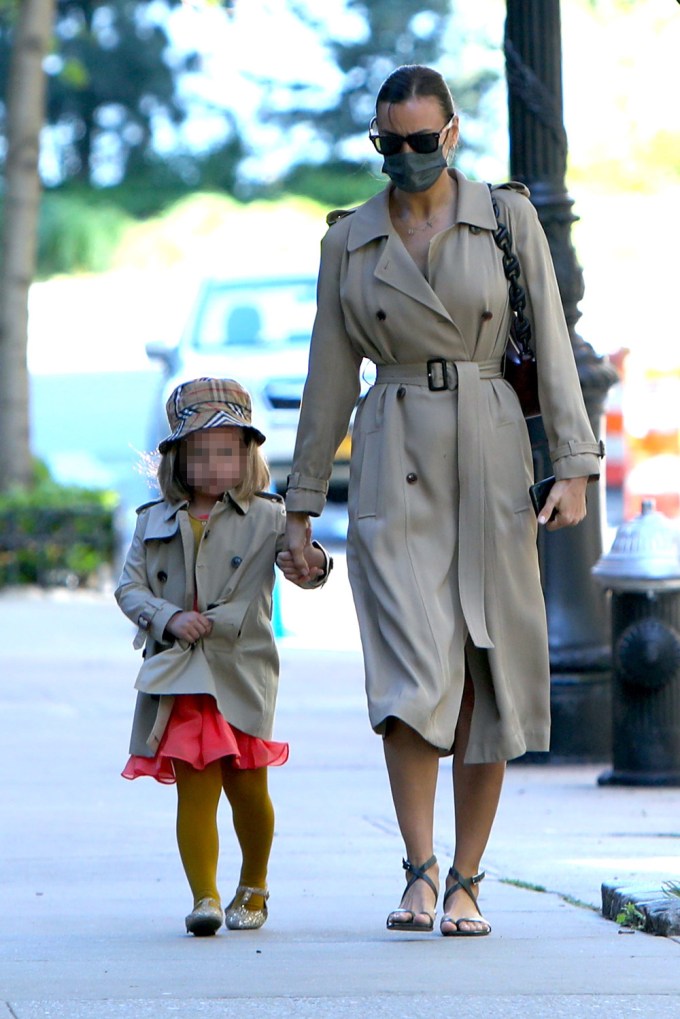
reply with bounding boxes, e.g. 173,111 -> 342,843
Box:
286,169 -> 603,764
115,490 -> 287,757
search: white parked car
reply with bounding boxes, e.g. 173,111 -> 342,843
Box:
145,275 -> 353,496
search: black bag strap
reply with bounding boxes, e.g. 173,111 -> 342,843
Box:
487,184 -> 533,357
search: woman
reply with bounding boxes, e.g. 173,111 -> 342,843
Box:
284,65 -> 602,937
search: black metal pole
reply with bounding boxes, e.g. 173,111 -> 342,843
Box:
505,0 -> 619,761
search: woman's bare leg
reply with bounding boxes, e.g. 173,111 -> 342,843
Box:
383,718 -> 440,924
441,673 -> 505,933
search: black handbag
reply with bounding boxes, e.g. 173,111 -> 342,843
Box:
489,187 -> 541,419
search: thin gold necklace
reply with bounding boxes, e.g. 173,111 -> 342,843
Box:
395,172 -> 455,237
406,217 -> 436,236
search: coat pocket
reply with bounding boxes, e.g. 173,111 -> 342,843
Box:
205,600 -> 249,643
493,421 -> 533,513
356,429 -> 381,519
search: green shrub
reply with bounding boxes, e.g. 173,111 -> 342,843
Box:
0,474 -> 119,588
36,191 -> 131,277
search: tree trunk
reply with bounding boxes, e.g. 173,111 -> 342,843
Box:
0,0 -> 55,491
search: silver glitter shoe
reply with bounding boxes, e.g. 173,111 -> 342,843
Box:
224,884 -> 269,930
185,896 -> 224,936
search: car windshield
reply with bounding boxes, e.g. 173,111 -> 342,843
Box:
189,279 -> 317,352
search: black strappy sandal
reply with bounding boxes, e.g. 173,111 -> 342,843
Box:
386,855 -> 438,933
440,865 -> 492,937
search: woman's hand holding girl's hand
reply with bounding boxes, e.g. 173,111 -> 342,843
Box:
284,511 -> 313,581
539,476 -> 588,531
166,610 -> 213,642
277,539 -> 326,586
277,549 -> 323,585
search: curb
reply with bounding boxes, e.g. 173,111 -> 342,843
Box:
602,881 -> 680,937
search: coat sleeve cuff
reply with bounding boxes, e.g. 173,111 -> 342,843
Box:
145,602 -> 182,645
551,439 -> 605,461
553,453 -> 602,482
285,474 -> 328,517
552,439 -> 604,482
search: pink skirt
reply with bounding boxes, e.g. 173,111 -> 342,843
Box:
122,693 -> 289,785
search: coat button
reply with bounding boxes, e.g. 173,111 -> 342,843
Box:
481,310 -> 493,320
376,309 -> 387,321
157,570 -> 168,583
397,386 -> 406,400
469,225 -> 481,234
231,556 -> 243,568
406,472 -> 418,484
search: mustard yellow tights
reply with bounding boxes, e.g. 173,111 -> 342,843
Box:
174,758 -> 274,911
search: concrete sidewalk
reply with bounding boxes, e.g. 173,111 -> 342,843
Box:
1,584 -> 679,1018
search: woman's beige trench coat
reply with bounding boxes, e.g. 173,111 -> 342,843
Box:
115,490 -> 286,757
286,169 -> 603,764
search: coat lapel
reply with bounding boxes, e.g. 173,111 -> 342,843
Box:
374,235 -> 453,321
347,188 -> 453,321
346,171 -> 501,324
140,499 -> 184,541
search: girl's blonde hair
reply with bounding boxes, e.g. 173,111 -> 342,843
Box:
157,429 -> 271,504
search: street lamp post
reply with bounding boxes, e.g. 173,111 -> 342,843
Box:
505,0 -> 619,761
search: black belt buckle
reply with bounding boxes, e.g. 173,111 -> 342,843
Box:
427,358 -> 449,391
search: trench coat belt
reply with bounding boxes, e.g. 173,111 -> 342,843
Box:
146,694 -> 176,752
375,359 -> 503,650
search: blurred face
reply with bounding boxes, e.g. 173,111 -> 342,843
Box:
181,426 -> 247,497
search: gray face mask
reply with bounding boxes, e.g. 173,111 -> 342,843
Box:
381,147 -> 448,193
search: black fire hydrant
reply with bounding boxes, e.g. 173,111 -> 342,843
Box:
593,500 -> 680,786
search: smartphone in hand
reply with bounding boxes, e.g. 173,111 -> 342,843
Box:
529,476 -> 556,519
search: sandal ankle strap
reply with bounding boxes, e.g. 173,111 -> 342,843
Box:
443,865 -> 485,908
402,855 -> 438,900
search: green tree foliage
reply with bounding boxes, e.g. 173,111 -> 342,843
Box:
0,0 -> 247,195
262,1 -> 453,145
256,2 -> 497,156
249,1 -> 499,203
45,0 -> 185,183
0,0 -> 204,186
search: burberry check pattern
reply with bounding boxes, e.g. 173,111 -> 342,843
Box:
159,378 -> 265,452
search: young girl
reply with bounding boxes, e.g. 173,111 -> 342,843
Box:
116,377 -> 331,937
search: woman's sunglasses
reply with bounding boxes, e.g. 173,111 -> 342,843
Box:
368,116 -> 454,157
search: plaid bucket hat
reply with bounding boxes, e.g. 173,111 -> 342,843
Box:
158,377 -> 266,453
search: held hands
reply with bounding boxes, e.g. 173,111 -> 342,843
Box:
539,476 -> 588,531
278,511 -> 325,586
166,610 -> 213,643
277,547 -> 326,586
